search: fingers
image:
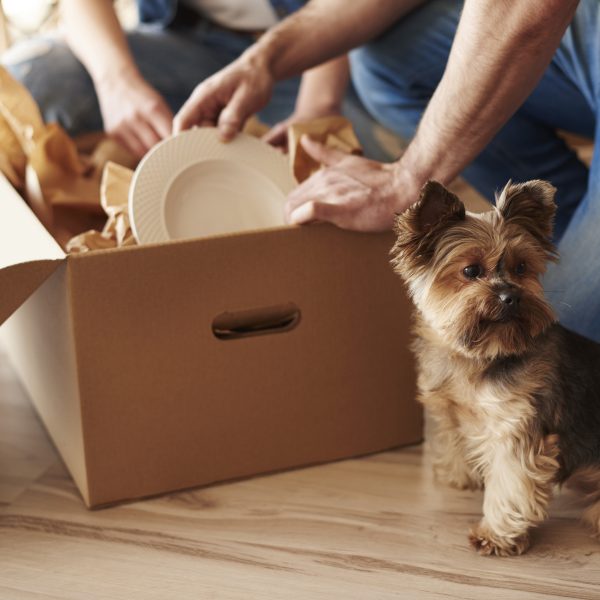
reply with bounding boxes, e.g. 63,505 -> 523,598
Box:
96,77 -> 173,157
287,199 -> 344,225
285,170 -> 336,218
173,54 -> 274,140
135,119 -> 162,152
281,145 -> 398,232
149,101 -> 174,140
217,83 -> 252,141
300,135 -> 347,167
115,112 -> 167,159
113,128 -> 147,159
173,81 -> 220,134
284,172 -> 338,223
283,161 -> 372,229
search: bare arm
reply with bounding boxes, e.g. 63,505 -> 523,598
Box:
174,0 -> 426,135
284,0 -> 580,230
61,0 -> 137,85
263,55 -> 350,149
394,0 -> 580,203
254,0 -> 426,80
294,55 -> 350,118
61,0 -> 172,157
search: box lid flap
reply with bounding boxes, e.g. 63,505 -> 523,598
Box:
0,173 -> 65,325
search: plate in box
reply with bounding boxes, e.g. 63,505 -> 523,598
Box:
129,128 -> 297,245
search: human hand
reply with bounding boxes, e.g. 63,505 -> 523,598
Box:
173,51 -> 275,141
285,136 -> 421,232
95,73 -> 173,159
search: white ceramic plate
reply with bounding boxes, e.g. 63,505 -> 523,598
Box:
129,128 -> 297,245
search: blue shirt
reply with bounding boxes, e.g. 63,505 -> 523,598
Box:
136,0 -> 305,28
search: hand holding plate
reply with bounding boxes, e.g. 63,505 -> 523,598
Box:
173,51 -> 275,142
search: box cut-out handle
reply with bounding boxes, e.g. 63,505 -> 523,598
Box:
212,302 -> 301,340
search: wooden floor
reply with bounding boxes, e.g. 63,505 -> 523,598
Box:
1,344 -> 599,599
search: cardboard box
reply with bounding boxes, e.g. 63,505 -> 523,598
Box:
0,173 -> 422,508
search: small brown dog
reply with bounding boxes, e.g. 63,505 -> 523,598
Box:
391,180 -> 600,556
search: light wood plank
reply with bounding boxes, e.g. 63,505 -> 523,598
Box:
0,343 -> 599,600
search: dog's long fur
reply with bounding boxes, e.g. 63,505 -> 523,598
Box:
391,180 -> 600,556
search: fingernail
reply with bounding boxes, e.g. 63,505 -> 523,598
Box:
289,204 -> 310,224
219,124 -> 236,142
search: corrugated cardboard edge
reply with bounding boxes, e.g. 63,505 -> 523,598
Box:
65,253 -> 99,507
0,172 -> 65,325
0,258 -> 63,325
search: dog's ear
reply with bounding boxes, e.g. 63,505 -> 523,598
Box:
411,180 -> 466,233
391,181 -> 465,275
496,180 -> 556,248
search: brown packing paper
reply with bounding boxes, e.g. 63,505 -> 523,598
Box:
0,111 -> 30,190
0,66 -> 136,247
88,137 -> 137,173
0,67 -> 45,151
71,117 -> 361,252
68,120 -> 268,252
0,64 -> 364,252
28,124 -> 99,211
243,115 -> 270,138
101,161 -> 135,247
0,68 -> 44,190
67,162 -> 135,253
288,116 -> 362,183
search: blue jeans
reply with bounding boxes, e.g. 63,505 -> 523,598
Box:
350,0 -> 600,343
2,19 -> 391,161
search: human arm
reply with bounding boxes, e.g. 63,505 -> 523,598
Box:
263,55 -> 350,150
285,0 -> 580,230
61,0 -> 172,157
173,0 -> 425,138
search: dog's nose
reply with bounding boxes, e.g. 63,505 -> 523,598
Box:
498,288 -> 521,308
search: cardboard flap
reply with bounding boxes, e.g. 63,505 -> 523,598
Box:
0,259 -> 63,326
0,173 -> 65,325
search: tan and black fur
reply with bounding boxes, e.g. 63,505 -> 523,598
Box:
391,180 -> 600,556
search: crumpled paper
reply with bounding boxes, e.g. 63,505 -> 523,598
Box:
288,115 -> 362,183
67,161 -> 135,253
0,67 -> 44,189
0,64 -> 363,253
243,115 -> 270,138
0,66 -> 136,248
64,116 -> 362,252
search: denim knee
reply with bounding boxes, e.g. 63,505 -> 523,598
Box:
349,0 -> 461,139
3,37 -> 102,135
350,48 -> 420,140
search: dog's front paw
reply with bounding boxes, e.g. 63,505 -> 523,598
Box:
468,522 -> 530,557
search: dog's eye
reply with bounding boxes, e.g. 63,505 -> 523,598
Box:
463,264 -> 483,280
515,261 -> 526,276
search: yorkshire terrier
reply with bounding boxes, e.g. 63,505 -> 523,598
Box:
391,180 -> 600,557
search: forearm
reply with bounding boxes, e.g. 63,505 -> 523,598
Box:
61,0 -> 139,86
249,0 -> 427,80
397,0 -> 579,194
294,55 -> 349,116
